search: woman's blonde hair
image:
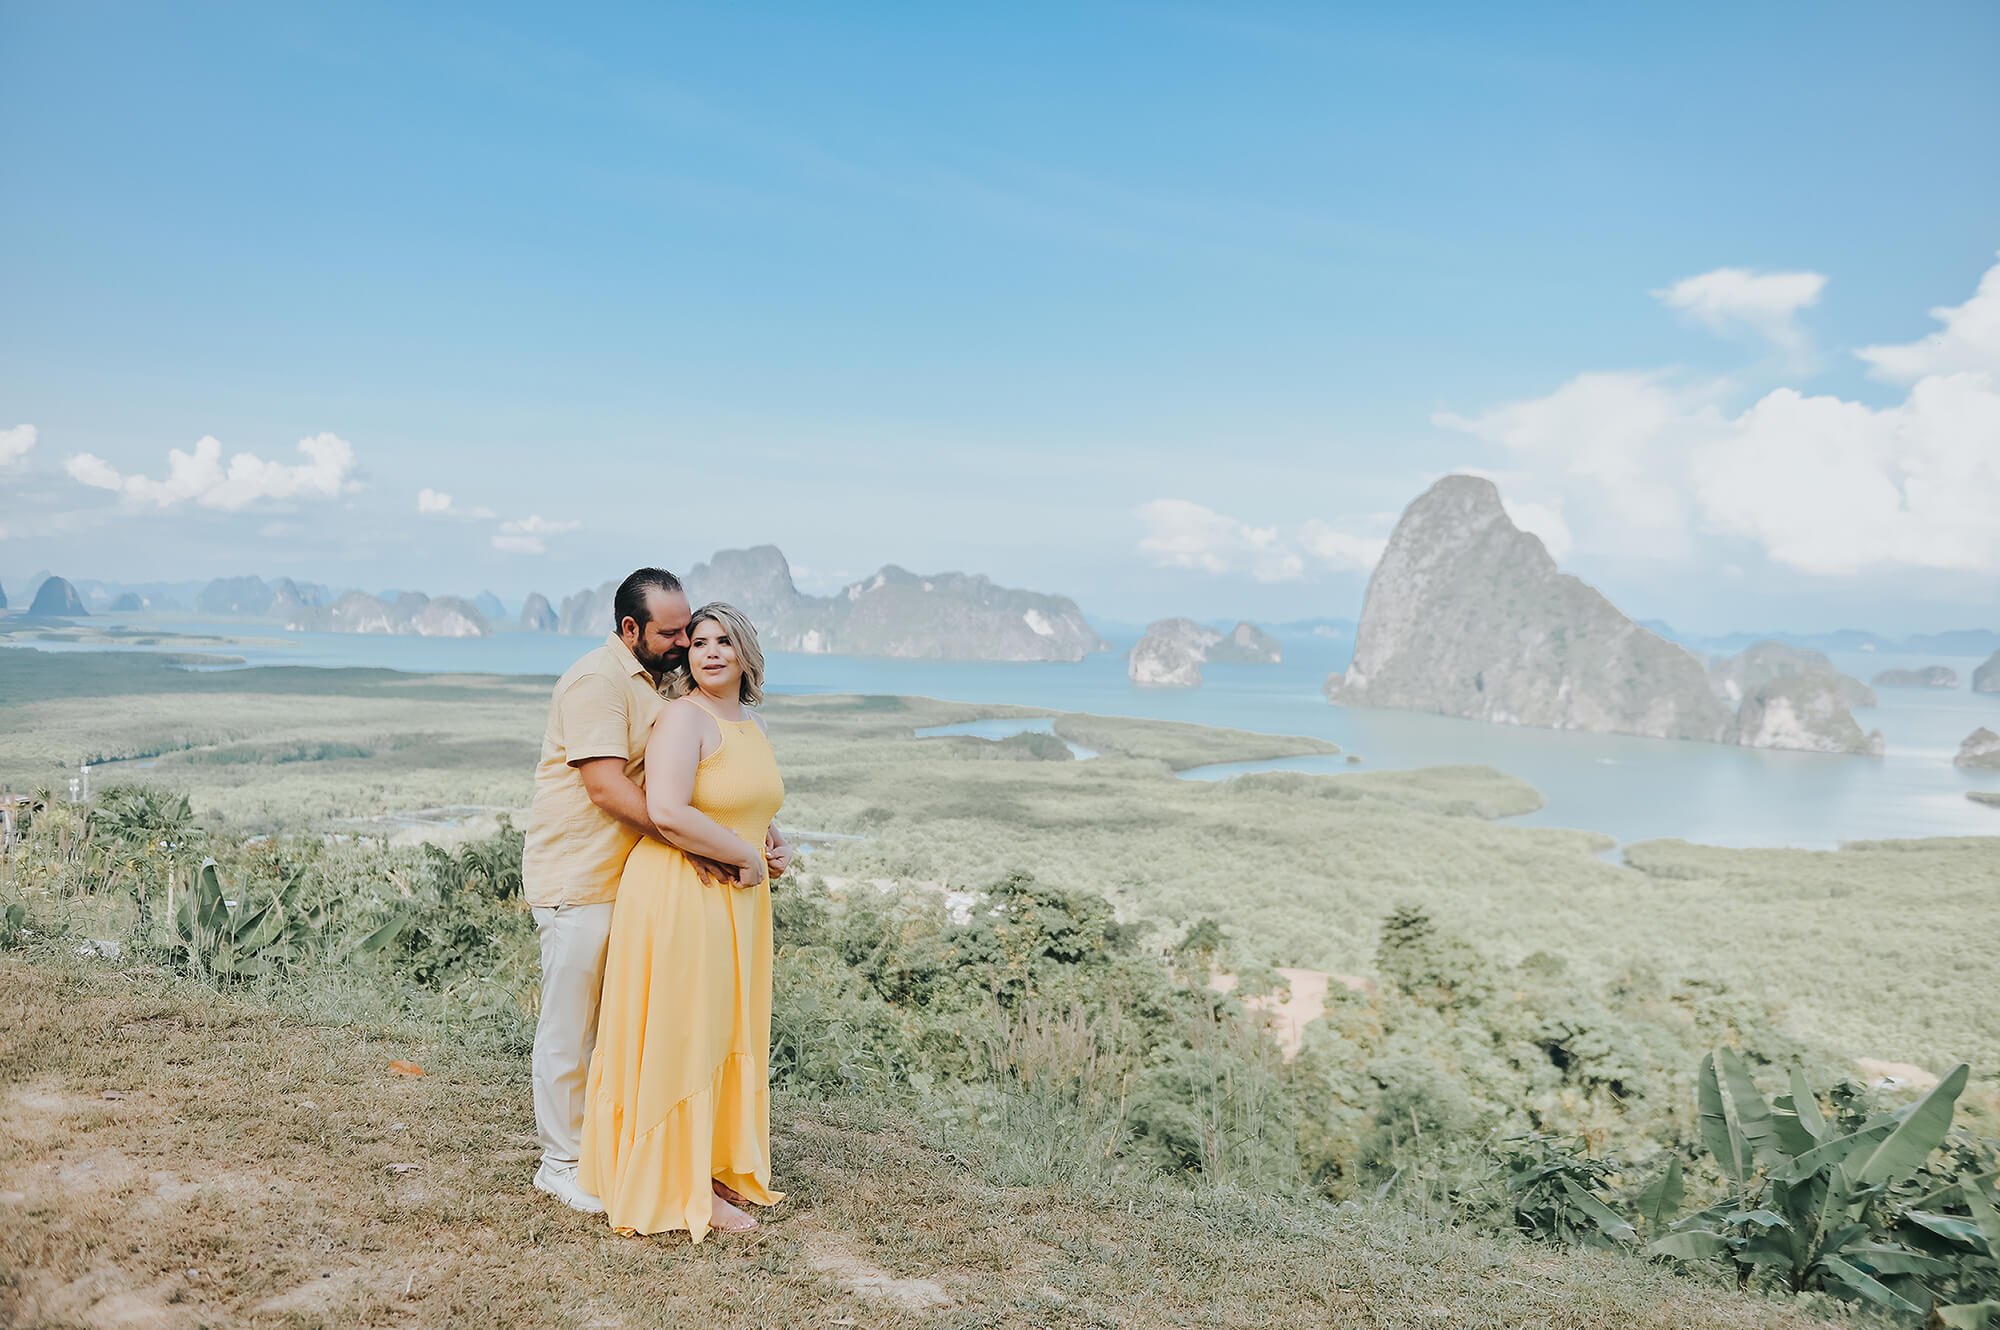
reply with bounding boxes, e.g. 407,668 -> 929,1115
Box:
670,601 -> 765,706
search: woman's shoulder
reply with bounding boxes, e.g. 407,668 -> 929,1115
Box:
660,695 -> 722,734
748,708 -> 769,736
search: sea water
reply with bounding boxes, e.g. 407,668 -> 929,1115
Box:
14,619 -> 2000,850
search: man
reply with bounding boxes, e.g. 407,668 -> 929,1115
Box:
522,567 -> 722,1212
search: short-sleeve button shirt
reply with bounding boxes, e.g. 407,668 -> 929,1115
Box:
523,634 -> 667,908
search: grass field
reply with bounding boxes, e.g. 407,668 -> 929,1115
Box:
0,947 -> 1844,1330
5,646 -> 1996,1075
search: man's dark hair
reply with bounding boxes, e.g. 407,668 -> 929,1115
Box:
613,567 -> 684,632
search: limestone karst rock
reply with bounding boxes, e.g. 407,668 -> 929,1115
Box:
409,596 -> 491,638
27,576 -> 89,617
1974,650 -> 2000,694
685,545 -> 805,624
1871,665 -> 1960,689
1711,641 -> 1875,709
1956,727 -> 2000,770
108,593 -> 144,612
1130,619 -> 1223,687
1736,674 -> 1886,756
287,590 -> 489,637
519,592 -> 558,633
473,591 -> 506,622
1209,622 -> 1282,665
558,581 -> 618,637
1127,619 -> 1282,686
1326,476 -> 1735,743
560,547 -> 1111,662
195,575 -> 273,616
268,578 -> 312,619
0,581 -> 7,610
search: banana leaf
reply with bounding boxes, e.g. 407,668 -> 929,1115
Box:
1727,1208 -> 1786,1228
1738,1236 -> 1795,1269
1559,1177 -> 1637,1244
1698,1053 -> 1747,1182
1719,1048 -> 1784,1165
351,912 -> 413,956
1841,1243 -> 1952,1276
1636,1155 -> 1684,1231
1650,1229 -> 1728,1261
1849,1064 -> 1969,1188
1964,1176 -> 2000,1256
1902,1210 -> 1984,1246
1909,1169 -> 2000,1211
1936,1300 -> 2000,1329
1816,1254 -> 1925,1314
1789,1067 -> 1827,1144
1778,1115 -> 1899,1184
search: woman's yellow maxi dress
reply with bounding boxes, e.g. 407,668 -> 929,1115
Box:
577,704 -> 784,1241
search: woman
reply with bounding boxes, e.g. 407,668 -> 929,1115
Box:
577,602 -> 793,1240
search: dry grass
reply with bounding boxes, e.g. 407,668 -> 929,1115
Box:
0,948 -> 1843,1330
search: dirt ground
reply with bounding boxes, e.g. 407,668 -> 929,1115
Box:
0,949 -> 1839,1330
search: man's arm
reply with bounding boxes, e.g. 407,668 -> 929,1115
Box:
573,757 -> 656,839
574,758 -> 734,886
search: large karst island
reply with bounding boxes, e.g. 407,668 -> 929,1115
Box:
1326,475 -> 1886,756
533,546 -> 1108,663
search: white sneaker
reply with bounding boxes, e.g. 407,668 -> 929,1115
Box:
533,1162 -> 605,1214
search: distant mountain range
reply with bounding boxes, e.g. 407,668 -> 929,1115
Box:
1640,621 -> 2000,659
538,546 -> 1109,663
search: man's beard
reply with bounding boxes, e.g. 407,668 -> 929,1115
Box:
635,642 -> 687,681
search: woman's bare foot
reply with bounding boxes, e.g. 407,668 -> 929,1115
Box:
712,1178 -> 752,1209
708,1193 -> 758,1234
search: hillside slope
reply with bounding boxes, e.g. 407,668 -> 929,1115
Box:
0,952 -> 1836,1330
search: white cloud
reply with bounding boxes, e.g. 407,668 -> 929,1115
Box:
1691,372 -> 2000,574
1435,371 -> 1712,555
1654,267 -> 1826,350
492,514 -> 579,554
1439,256 -> 2000,577
416,487 -> 495,520
1138,499 -> 1303,582
1299,519 -> 1388,570
1138,499 -> 1385,581
65,433 -> 357,510
0,423 -> 36,468
1856,253 -> 2000,382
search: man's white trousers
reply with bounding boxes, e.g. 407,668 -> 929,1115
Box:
530,902 -> 615,1171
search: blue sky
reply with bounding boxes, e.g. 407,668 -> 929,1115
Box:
3,2 -> 1998,632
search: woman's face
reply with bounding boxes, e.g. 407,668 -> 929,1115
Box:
687,617 -> 743,696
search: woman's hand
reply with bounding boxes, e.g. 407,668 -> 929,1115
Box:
734,854 -> 768,889
764,827 -> 794,880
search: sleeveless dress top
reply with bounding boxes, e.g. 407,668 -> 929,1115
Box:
577,698 -> 785,1240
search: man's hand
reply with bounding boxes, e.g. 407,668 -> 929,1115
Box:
686,852 -> 738,887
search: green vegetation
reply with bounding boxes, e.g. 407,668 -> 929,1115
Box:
4,644 -> 1998,1324
1,949 -> 1847,1329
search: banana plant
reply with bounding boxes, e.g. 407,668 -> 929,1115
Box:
1899,1176 -> 2000,1328
1648,1047 -> 1970,1318
172,858 -> 328,982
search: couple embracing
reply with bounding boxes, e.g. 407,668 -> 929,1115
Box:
521,567 -> 793,1241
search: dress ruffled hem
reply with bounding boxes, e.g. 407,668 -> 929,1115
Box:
579,1051 -> 783,1242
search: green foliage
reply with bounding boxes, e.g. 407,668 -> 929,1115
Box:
171,858 -> 327,982
1649,1047 -> 1984,1319
1496,1133 -> 1638,1247
1375,905 -> 1492,1010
